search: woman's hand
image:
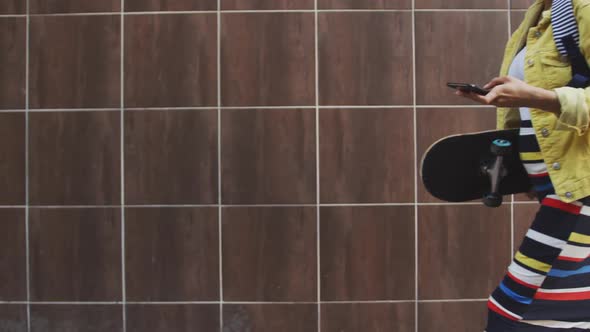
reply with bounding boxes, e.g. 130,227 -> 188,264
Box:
454,76 -> 561,114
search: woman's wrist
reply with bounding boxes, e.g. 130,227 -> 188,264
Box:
528,86 -> 561,115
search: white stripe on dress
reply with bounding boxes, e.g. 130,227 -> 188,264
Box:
489,296 -> 523,320
526,228 -> 568,249
579,206 -> 590,216
537,285 -> 590,293
508,262 -> 546,286
519,107 -> 532,121
523,163 -> 548,175
559,244 -> 590,260
519,127 -> 536,136
520,319 -> 590,329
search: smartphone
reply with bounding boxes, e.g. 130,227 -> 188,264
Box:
447,82 -> 489,96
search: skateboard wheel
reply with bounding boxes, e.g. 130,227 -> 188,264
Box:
491,139 -> 512,156
483,193 -> 503,207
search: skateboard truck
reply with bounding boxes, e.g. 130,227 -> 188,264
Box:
481,139 -> 512,207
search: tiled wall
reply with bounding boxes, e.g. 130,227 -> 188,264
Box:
0,0 -> 540,331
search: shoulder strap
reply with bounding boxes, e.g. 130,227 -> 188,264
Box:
552,0 -> 590,87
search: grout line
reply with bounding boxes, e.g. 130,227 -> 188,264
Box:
124,107 -> 216,111
0,201 -> 527,209
217,0 -> 223,329
25,0 -> 30,329
19,8 -> 516,17
11,105 -> 497,112
509,0 -> 515,262
0,14 -> 27,17
411,0 -> 419,329
28,108 -> 121,112
27,302 -> 124,305
120,0 -> 127,330
508,0 -> 512,33
314,0 -> 321,330
124,10 -> 218,15
511,195 -> 515,255
414,105 -> 493,108
29,12 -> 121,17
419,298 -> 489,302
0,299 -> 488,305
414,8 -> 510,12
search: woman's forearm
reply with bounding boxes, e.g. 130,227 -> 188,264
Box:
528,86 -> 562,115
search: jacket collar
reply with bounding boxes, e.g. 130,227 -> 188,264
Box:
500,0 -> 546,75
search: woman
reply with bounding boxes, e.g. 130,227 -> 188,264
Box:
456,0 -> 590,330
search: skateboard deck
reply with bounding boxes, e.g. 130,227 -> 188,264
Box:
420,129 -> 532,206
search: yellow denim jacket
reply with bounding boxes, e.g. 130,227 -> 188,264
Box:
497,0 -> 590,202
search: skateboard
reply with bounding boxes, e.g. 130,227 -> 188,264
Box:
420,129 -> 532,207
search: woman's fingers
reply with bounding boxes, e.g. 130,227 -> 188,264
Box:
482,90 -> 499,105
457,91 -> 489,104
483,76 -> 510,89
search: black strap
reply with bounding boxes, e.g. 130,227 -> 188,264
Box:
552,0 -> 590,88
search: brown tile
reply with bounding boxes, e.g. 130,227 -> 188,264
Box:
0,113 -> 25,204
418,205 -> 511,299
0,210 -> 26,301
222,0 -> 313,9
126,0 -> 216,11
0,305 -> 27,332
514,203 -> 539,253
221,13 -> 315,106
29,112 -> 120,205
512,0 -> 536,9
416,0 -> 506,8
30,209 -> 121,301
30,305 -> 123,332
322,303 -> 414,332
0,18 -> 25,109
515,191 -> 537,202
124,110 -> 217,204
223,304 -> 317,332
320,108 -> 414,203
29,16 -> 120,109
320,206 -> 414,301
125,14 -> 217,108
0,1 -> 25,14
318,0 -> 410,9
318,13 -> 412,106
126,304 -> 219,332
511,10 -> 527,33
30,0 -> 120,13
222,207 -> 316,301
125,208 -> 219,301
221,109 -> 316,204
418,301 -> 488,332
416,108 -> 496,203
415,12 -> 508,105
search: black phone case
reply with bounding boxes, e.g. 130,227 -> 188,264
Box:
447,82 -> 489,96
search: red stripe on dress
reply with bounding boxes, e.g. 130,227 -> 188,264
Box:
542,197 -> 582,215
487,299 -> 519,321
534,290 -> 590,301
507,271 -> 539,289
558,255 -> 585,262
528,172 -> 549,178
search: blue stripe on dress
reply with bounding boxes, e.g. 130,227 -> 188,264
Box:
500,281 -> 533,304
548,265 -> 590,277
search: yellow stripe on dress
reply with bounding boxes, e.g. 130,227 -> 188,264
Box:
515,251 -> 552,272
519,151 -> 544,161
569,232 -> 590,245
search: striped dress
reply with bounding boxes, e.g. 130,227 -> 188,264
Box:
485,45 -> 590,331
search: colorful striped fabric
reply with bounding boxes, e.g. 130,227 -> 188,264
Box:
484,107 -> 590,331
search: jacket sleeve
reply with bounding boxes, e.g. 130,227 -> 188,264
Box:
552,1 -> 590,136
